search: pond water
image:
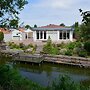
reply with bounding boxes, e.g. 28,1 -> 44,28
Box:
0,58 -> 90,87
15,62 -> 90,87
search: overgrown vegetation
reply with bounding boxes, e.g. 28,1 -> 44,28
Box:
0,32 -> 4,42
42,37 -> 59,55
0,65 -> 90,90
8,42 -> 37,54
42,38 -> 89,57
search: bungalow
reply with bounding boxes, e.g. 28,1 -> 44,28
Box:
11,28 -> 26,41
0,28 -> 12,42
32,24 -> 74,42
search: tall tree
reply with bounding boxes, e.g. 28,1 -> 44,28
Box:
79,9 -> 90,41
25,25 -> 31,29
74,22 -> 80,40
0,0 -> 28,27
34,24 -> 37,28
60,23 -> 65,26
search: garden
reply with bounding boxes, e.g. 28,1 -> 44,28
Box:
42,37 -> 90,57
7,42 -> 37,54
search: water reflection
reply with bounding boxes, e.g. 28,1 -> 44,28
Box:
15,62 -> 90,86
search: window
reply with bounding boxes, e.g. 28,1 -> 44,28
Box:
36,31 -> 47,40
40,31 -> 43,39
67,32 -> 70,39
44,31 -> 46,39
63,32 -> 66,39
36,31 -> 39,39
59,31 -> 62,39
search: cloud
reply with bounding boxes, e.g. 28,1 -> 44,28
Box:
31,0 -> 75,9
19,0 -> 90,26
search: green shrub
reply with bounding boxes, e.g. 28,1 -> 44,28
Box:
50,75 -> 90,90
51,47 -> 59,55
42,39 -> 59,55
84,41 -> 90,52
65,49 -> 73,56
19,43 -> 24,48
75,41 -> 82,48
78,50 -> 87,57
0,32 -> 4,42
28,43 -> 34,48
67,42 -> 75,50
56,42 -> 65,48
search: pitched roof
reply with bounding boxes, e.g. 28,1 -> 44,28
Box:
32,24 -> 73,31
0,28 -> 11,34
19,28 -> 25,32
39,24 -> 64,28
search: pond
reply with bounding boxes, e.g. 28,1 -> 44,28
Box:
15,62 -> 90,87
0,58 -> 90,87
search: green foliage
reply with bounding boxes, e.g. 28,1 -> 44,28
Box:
50,75 -> 89,90
43,37 -> 59,55
34,24 -> 37,28
25,25 -> 31,29
84,41 -> 90,53
67,42 -> 75,50
57,42 -> 66,49
0,65 -> 45,90
79,9 -> 90,41
9,19 -> 19,29
74,22 -> 80,40
60,23 -> 65,26
0,32 -> 4,41
65,49 -> 73,56
8,42 -> 19,49
8,42 -> 37,54
19,43 -> 25,48
78,49 -> 87,57
0,0 -> 28,27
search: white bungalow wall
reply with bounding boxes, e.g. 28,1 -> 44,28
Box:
47,31 -> 58,41
4,33 -> 12,42
70,31 -> 73,41
33,30 -> 73,42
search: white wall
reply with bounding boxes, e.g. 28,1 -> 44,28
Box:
33,31 -> 36,41
4,34 -> 12,42
33,30 -> 74,42
70,31 -> 73,41
47,31 -> 58,41
12,30 -> 25,41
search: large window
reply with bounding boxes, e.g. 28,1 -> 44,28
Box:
40,31 -> 43,39
44,31 -> 46,39
59,31 -> 62,39
59,31 -> 70,39
63,32 -> 66,39
67,32 -> 70,39
36,31 -> 39,39
36,31 -> 47,40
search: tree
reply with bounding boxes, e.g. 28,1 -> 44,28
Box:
0,0 -> 28,27
34,24 -> 37,28
9,19 -> 19,29
0,32 -> 4,42
25,25 -> 31,29
79,9 -> 90,41
60,23 -> 65,26
74,22 -> 80,40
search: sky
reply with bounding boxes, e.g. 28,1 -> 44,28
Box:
19,0 -> 90,27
